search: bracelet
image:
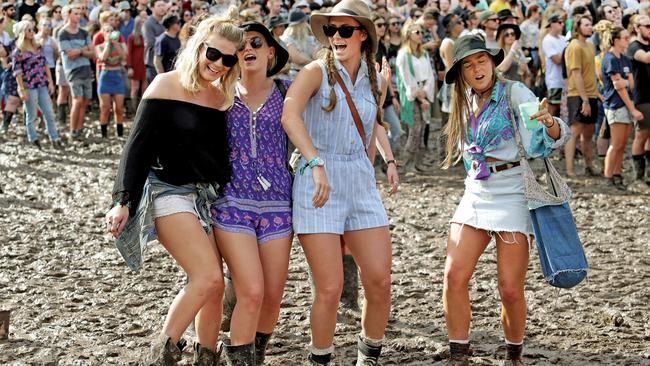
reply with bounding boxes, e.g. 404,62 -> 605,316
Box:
112,199 -> 131,209
386,159 -> 397,167
543,118 -> 556,128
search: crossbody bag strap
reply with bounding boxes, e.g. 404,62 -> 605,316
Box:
505,80 -> 528,161
333,71 -> 367,149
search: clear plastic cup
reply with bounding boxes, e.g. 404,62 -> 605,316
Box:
519,101 -> 540,130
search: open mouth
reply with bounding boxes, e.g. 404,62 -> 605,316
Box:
244,54 -> 257,62
207,64 -> 222,75
334,43 -> 347,51
475,75 -> 485,81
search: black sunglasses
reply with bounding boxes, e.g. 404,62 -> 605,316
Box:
323,24 -> 363,38
243,36 -> 264,49
375,22 -> 386,28
204,44 -> 238,67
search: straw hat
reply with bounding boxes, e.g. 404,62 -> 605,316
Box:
310,0 -> 378,55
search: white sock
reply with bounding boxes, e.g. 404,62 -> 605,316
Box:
505,339 -> 523,346
310,344 -> 334,355
359,333 -> 384,347
448,339 -> 470,344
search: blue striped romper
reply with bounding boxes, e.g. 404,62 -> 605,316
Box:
292,59 -> 389,234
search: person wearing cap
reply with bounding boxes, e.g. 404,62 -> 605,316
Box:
477,9 -> 499,48
441,35 -> 570,365
542,13 -> 568,118
118,1 -> 135,40
280,9 -> 318,78
209,21 -> 291,365
154,14 -> 181,74
281,0 -> 398,364
495,23 -> 528,81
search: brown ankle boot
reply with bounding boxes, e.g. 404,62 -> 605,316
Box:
141,333 -> 185,366
192,341 -> 222,366
502,343 -> 525,365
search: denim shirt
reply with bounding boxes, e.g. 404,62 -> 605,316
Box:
463,80 -> 570,180
114,171 -> 219,272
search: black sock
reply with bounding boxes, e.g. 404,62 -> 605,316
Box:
100,124 -> 108,138
308,353 -> 332,364
116,124 -> 123,137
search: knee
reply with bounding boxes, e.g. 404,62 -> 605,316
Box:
314,281 -> 343,310
444,264 -> 471,292
193,273 -> 224,298
498,283 -> 524,305
362,272 -> 391,303
261,286 -> 284,309
235,282 -> 265,310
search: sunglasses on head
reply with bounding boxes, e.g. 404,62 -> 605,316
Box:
204,43 -> 238,67
323,24 -> 363,38
243,36 -> 264,49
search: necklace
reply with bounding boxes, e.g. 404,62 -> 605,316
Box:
473,87 -> 492,111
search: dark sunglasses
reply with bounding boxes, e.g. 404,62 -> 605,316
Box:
640,24 -> 650,28
390,21 -> 400,26
243,36 -> 264,49
504,31 -> 515,37
323,24 -> 363,38
375,22 -> 386,28
204,44 -> 238,67
411,29 -> 422,35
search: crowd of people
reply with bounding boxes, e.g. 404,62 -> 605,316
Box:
19,0 -> 639,365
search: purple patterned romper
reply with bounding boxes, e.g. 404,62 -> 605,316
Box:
210,80 -> 293,243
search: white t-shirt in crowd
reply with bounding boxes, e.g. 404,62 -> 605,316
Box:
542,33 -> 568,89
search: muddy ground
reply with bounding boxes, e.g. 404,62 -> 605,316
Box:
1,115 -> 649,365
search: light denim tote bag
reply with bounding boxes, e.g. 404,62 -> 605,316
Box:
506,81 -> 588,288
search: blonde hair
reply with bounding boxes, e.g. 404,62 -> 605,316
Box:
174,8 -> 243,108
98,10 -> 117,26
14,20 -> 41,53
593,19 -> 624,52
443,55 -> 499,168
283,21 -> 311,42
400,22 -> 423,57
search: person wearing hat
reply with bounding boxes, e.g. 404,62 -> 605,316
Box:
281,0 -> 398,364
496,8 -> 518,25
117,1 -> 135,41
495,23 -> 528,81
280,9 -> 318,78
477,9 -> 499,48
267,15 -> 289,44
441,35 -> 570,364
209,20 -> 291,365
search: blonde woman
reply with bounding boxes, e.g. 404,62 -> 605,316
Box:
12,20 -> 61,149
396,21 -> 435,172
105,13 -> 243,365
282,0 -> 398,364
496,23 -> 528,82
280,9 -> 318,78
441,35 -> 569,364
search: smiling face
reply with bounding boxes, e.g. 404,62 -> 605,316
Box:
408,24 -> 423,44
199,33 -> 239,82
327,16 -> 368,62
239,31 -> 275,75
460,51 -> 495,94
374,17 -> 386,38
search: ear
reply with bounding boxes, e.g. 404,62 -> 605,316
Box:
268,45 -> 276,60
360,29 -> 368,42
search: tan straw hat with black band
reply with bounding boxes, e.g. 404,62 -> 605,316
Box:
444,35 -> 504,84
310,0 -> 378,55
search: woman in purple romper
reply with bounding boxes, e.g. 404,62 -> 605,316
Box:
209,21 -> 291,364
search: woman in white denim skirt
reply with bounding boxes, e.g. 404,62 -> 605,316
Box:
281,0 -> 398,364
440,35 -> 570,365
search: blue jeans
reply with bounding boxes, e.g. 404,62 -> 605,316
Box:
383,104 -> 401,150
24,86 -> 59,142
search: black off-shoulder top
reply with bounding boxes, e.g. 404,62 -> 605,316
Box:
112,98 -> 231,214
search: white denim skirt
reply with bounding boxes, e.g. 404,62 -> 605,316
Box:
451,165 -> 534,238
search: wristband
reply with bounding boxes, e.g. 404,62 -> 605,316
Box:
386,159 -> 397,167
299,156 -> 325,175
112,199 -> 131,209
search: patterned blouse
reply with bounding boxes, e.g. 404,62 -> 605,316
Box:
12,47 -> 49,90
463,80 -> 570,180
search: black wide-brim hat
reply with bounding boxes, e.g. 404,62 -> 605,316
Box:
444,35 -> 504,84
241,21 -> 289,77
496,23 -> 521,41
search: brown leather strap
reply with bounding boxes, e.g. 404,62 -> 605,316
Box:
333,71 -> 367,149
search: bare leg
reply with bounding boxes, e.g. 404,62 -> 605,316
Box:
443,223 -> 491,340
194,231 -> 224,350
581,123 -> 596,169
257,235 -> 292,333
495,232 -> 530,343
564,122 -> 584,176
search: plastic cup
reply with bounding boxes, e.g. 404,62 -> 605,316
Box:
519,101 -> 540,130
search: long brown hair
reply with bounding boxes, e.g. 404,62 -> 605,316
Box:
442,55 -> 499,168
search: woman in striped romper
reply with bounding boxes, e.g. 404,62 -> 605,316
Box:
281,0 -> 398,364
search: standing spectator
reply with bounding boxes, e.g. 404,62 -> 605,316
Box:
17,0 -> 40,23
1,24 -> 21,134
89,0 -> 117,23
54,4 -> 71,127
374,14 -> 402,153
143,0 -> 167,83
280,9 -> 317,78
154,14 -> 180,74
127,15 -> 147,111
496,23 -> 528,82
542,13 -> 569,118
50,5 -> 64,29
2,4 -> 17,39
489,0 -> 512,13
58,4 -> 96,138
97,24 -> 127,138
192,0 -> 209,17
627,14 -> 650,187
134,0 -> 152,17
118,1 -> 135,40
12,20 -> 61,149
599,22 -> 642,189
181,9 -> 192,26
520,4 -> 541,76
477,10 -> 499,48
564,14 -> 599,177
36,19 -> 58,86
397,22 -> 436,172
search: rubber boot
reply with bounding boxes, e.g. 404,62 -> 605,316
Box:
633,154 -> 645,181
340,254 -> 359,311
447,342 -> 470,366
57,104 -> 68,127
254,332 -> 271,365
356,335 -> 382,366
221,271 -> 237,332
502,343 -> 525,366
141,333 -> 186,366
2,111 -> 13,133
223,339 -> 255,366
192,341 -> 222,366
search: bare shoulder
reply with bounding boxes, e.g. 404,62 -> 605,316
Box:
287,61 -> 323,97
142,71 -> 181,100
